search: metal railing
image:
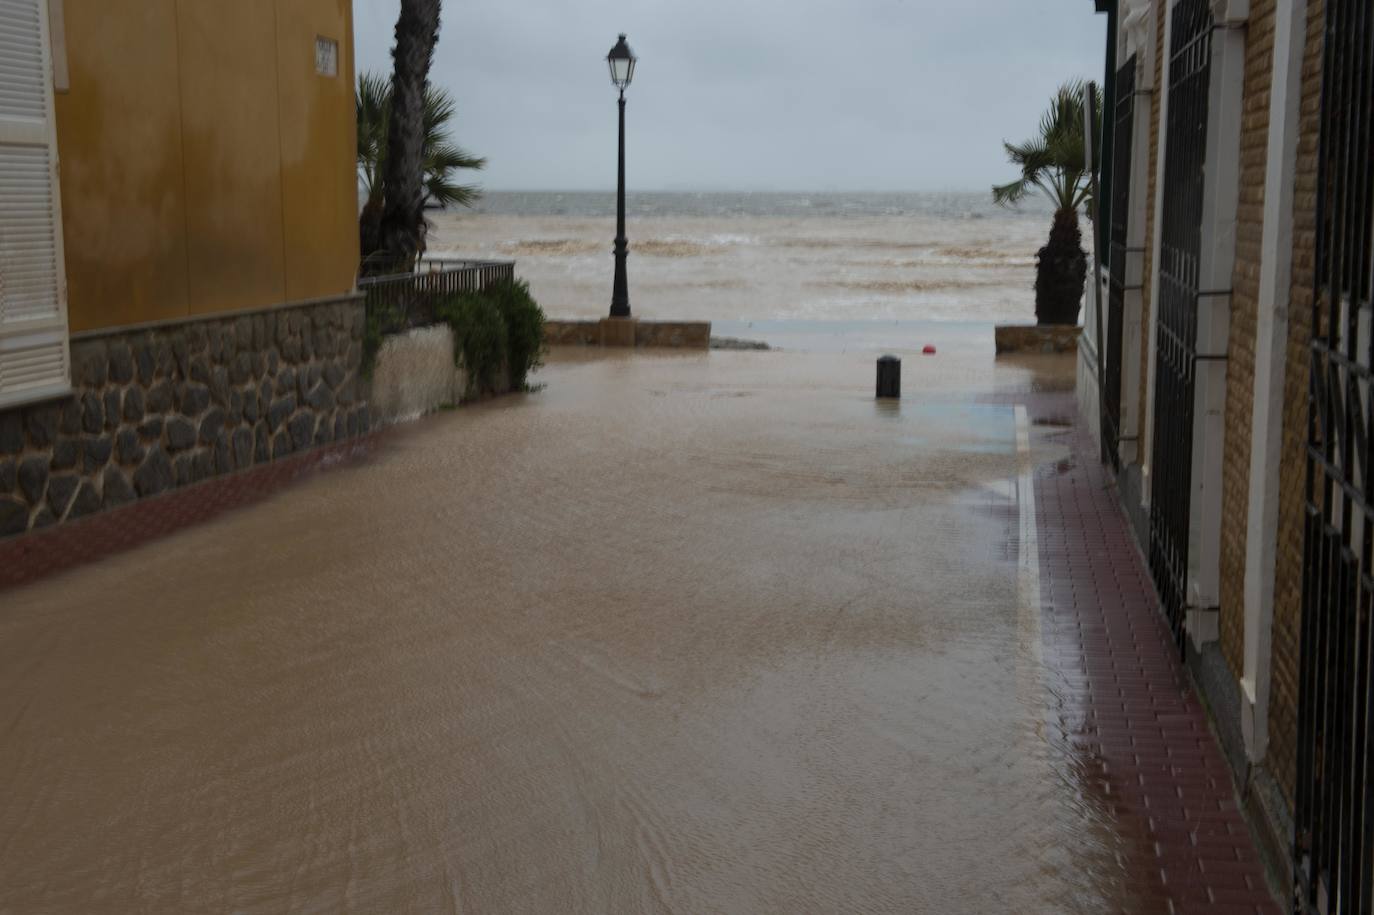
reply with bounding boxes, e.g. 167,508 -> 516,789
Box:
358,259 -> 515,332
1149,0 -> 1212,652
1295,2 -> 1374,911
1102,53 -> 1137,473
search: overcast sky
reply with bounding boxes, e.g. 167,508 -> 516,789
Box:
353,1 -> 1107,192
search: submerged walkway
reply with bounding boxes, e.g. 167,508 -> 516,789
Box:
1025,404 -> 1280,914
0,345 -> 1278,913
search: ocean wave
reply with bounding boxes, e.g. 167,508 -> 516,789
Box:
818,278 -> 1006,294
776,238 -> 941,252
500,239 -> 602,256
635,239 -> 710,257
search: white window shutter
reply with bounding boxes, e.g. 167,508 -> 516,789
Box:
0,0 -> 70,410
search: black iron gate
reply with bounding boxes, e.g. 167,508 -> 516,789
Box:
1149,0 -> 1212,648
1294,2 -> 1374,912
1102,55 -> 1138,471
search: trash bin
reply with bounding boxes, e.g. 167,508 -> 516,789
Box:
876,355 -> 900,399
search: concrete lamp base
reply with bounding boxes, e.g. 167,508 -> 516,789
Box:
600,317 -> 638,347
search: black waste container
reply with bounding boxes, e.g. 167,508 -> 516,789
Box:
876,355 -> 900,399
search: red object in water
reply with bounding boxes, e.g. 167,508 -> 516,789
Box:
922,344 -> 937,355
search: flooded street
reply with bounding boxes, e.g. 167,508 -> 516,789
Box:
0,344 -> 1147,913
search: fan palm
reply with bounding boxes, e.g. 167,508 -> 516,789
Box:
358,43 -> 486,272
993,81 -> 1102,325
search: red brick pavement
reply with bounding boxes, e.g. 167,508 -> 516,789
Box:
0,433 -> 383,592
1029,398 -> 1281,914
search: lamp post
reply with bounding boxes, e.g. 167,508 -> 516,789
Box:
606,34 -> 636,318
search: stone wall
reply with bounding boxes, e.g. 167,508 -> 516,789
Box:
993,324 -> 1081,355
1267,0 -> 1325,805
544,319 -> 711,349
0,297 -> 368,539
1218,0 -> 1277,679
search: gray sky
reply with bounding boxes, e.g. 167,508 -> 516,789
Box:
353,1 -> 1107,192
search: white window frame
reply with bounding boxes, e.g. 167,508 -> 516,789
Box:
0,0 -> 71,410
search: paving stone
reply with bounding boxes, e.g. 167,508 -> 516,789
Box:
166,417 -> 197,452
178,383 -> 210,417
102,467 -> 135,508
232,427 -> 254,469
199,408 -> 226,445
17,456 -> 48,505
83,435 -> 113,474
267,395 -> 295,433
122,386 -> 145,423
45,474 -> 78,516
138,418 -> 165,442
272,429 -> 294,459
288,412 -> 315,450
133,447 -> 173,497
80,392 -> 103,434
24,403 -> 59,447
66,481 -> 100,520
116,428 -> 144,465
146,380 -> 173,414
102,389 -> 121,430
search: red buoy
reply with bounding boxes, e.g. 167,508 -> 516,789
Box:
922,344 -> 937,355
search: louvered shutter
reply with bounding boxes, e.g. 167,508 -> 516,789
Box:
0,0 -> 69,409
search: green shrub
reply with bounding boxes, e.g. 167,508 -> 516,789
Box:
486,278 -> 546,390
437,278 -> 546,395
438,293 -> 508,395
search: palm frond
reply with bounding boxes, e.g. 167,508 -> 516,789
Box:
357,70 -> 486,220
992,80 -> 1103,215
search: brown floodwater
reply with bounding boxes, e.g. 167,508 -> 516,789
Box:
0,345 -> 1147,913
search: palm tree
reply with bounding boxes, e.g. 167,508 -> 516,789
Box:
357,71 -> 486,270
993,81 -> 1102,326
367,0 -> 466,276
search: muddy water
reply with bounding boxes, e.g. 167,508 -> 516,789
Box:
1,348 -> 1138,913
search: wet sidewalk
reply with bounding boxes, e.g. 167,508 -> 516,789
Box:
1023,395 -> 1281,914
0,348 -> 1281,913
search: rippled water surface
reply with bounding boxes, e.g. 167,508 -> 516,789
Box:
0,346 -> 1152,913
429,191 -> 1053,324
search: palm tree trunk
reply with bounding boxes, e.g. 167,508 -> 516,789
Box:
1034,208 -> 1088,326
377,0 -> 442,275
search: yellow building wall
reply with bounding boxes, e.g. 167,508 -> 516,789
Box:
54,0 -> 358,333
53,1 -> 190,330
277,0 -> 358,304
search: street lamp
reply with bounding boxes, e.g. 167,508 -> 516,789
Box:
607,34 -> 636,318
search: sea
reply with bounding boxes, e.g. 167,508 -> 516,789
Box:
425,191 -> 1057,349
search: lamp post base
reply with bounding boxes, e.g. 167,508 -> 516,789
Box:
599,317 -> 638,347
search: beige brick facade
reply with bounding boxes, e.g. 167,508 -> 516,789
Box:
1218,0 -> 1277,678
1265,0 -> 1324,805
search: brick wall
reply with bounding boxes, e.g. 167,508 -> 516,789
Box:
1266,0 -> 1324,805
1138,0 -> 1167,463
1218,0 -> 1278,678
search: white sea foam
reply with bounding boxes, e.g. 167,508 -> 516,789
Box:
428,191 -> 1057,324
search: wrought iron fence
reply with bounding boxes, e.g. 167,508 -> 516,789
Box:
1102,54 -> 1137,472
1149,0 -> 1212,650
358,259 -> 515,333
1295,2 -> 1374,912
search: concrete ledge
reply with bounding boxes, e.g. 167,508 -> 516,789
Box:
369,325 -> 468,424
545,319 -> 711,350
600,317 -> 636,348
368,324 -> 516,426
994,324 -> 1082,355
